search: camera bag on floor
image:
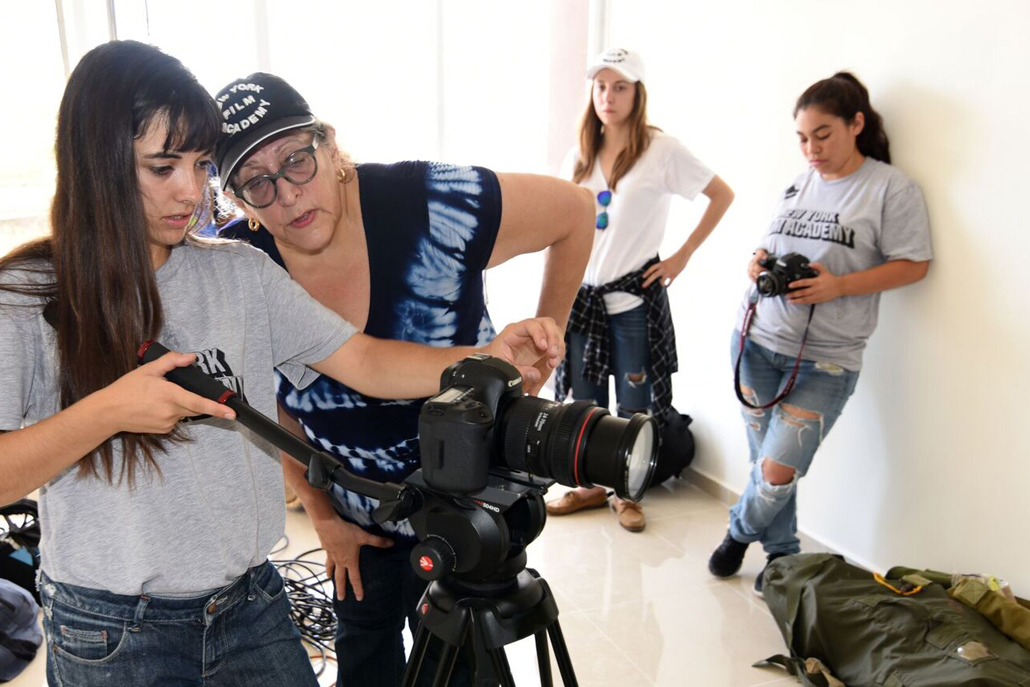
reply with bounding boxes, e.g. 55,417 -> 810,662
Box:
650,407 -> 694,488
757,553 -> 1030,686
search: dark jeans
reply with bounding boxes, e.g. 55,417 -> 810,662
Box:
568,303 -> 653,415
39,561 -> 318,687
333,539 -> 479,686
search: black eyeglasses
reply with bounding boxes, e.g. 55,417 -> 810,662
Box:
232,137 -> 320,208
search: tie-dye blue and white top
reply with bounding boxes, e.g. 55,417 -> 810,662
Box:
221,161 -> 502,540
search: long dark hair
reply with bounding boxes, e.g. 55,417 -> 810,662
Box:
573,81 -> 658,192
0,40 -> 220,484
794,72 -> 890,164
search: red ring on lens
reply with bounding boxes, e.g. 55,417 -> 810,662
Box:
572,408 -> 602,485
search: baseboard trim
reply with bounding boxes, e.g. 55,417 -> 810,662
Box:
684,466 -> 740,508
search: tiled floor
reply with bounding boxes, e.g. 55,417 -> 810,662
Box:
10,478 -> 805,686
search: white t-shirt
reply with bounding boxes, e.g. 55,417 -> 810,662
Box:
561,130 -> 714,314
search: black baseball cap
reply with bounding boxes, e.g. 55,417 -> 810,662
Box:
214,73 -> 316,191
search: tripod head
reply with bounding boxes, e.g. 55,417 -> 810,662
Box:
404,469 -> 551,586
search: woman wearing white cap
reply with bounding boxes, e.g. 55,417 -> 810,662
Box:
548,48 -> 735,532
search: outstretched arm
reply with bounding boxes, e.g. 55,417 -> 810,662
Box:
310,317 -> 565,400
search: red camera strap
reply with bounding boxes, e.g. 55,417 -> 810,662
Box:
734,300 -> 816,410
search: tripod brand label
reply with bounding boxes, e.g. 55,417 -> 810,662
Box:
474,499 -> 500,513
419,556 -> 434,571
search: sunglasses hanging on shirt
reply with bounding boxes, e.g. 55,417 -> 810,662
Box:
596,189 -> 612,230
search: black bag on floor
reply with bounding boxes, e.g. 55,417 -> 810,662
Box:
650,407 -> 694,487
758,553 -> 1030,686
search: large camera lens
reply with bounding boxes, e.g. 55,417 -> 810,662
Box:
500,398 -> 658,501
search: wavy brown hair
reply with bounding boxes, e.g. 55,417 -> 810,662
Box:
572,80 -> 658,191
0,40 -> 220,485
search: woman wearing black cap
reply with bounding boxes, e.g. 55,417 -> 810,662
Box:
0,41 -> 563,686
213,71 -> 593,686
547,48 -> 735,532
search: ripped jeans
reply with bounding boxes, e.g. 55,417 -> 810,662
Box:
728,332 -> 859,556
568,304 -> 652,416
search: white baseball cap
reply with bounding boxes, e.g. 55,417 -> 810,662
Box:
586,48 -> 645,83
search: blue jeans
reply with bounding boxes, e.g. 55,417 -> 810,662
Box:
568,304 -> 652,416
39,561 -> 318,687
728,332 -> 859,556
333,539 -> 475,687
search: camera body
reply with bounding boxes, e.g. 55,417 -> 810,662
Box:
419,354 -> 658,502
419,354 -> 523,495
757,252 -> 819,297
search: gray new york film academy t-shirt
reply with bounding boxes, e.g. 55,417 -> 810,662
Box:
0,242 -> 355,595
739,158 -> 932,370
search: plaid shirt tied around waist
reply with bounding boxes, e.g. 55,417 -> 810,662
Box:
554,256 -> 678,425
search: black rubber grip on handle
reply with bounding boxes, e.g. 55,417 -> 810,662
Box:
137,340 -> 237,405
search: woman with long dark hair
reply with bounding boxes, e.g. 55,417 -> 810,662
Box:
0,40 -> 560,685
707,72 -> 932,596
548,48 -> 735,532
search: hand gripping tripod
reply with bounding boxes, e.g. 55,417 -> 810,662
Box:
138,341 -> 580,686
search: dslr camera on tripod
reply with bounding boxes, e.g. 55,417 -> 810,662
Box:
398,354 -> 658,685
756,252 -> 819,297
406,353 -> 657,583
420,354 -> 657,501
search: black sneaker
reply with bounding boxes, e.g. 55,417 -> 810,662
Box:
753,553 -> 789,598
708,531 -> 749,577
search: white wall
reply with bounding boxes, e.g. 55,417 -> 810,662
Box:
608,0 -> 1030,592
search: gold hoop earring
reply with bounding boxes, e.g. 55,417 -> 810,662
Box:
336,168 -> 346,183
248,217 -> 260,232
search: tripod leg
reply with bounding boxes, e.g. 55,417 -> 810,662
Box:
534,630 -> 553,687
431,637 -> 461,687
401,621 -> 433,687
547,620 -> 580,687
486,646 -> 516,687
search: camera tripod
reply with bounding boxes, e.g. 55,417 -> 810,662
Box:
402,561 -> 578,687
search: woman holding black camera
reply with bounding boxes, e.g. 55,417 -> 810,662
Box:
708,72 -> 932,596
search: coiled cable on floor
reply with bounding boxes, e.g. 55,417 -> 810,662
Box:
272,545 -> 337,677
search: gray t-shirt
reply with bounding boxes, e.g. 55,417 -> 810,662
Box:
739,159 -> 932,370
0,242 -> 355,595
